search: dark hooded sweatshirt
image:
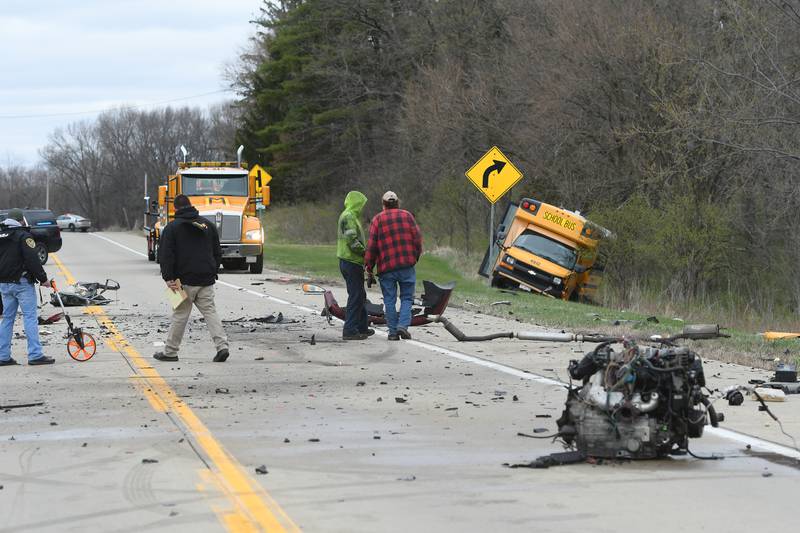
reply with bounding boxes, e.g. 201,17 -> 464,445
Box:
158,206 -> 222,286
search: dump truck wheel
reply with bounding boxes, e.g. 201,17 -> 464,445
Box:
249,255 -> 264,274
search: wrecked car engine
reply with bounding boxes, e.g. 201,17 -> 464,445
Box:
433,315 -> 731,461
557,329 -> 721,459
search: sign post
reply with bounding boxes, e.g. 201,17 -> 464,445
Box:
490,203 -> 495,262
465,146 -> 523,271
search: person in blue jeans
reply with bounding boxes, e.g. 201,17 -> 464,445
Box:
0,210 -> 55,366
365,192 -> 423,341
377,266 -> 417,340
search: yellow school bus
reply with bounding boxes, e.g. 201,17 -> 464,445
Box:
479,198 -> 611,301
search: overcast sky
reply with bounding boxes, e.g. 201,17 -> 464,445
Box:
0,0 -> 262,166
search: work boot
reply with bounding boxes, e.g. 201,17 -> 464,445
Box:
360,328 -> 376,337
343,332 -> 369,341
29,356 -> 55,366
153,352 -> 178,362
0,358 -> 19,366
213,349 -> 230,362
397,329 -> 411,340
387,333 -> 400,341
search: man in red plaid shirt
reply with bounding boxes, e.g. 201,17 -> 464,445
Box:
365,191 -> 422,340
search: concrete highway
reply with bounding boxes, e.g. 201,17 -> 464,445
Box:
1,232 -> 799,532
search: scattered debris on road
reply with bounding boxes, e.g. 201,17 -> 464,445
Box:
223,312 -> 298,324
302,283 -> 326,294
752,388 -> 786,402
255,465 -> 268,475
504,451 -> 585,469
142,458 -> 159,464
50,280 -> 120,307
725,388 -> 745,406
0,402 -> 44,410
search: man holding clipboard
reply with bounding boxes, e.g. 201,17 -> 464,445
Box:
154,194 -> 229,363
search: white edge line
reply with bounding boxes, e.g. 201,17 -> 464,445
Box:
89,232 -> 800,460
91,232 -> 148,258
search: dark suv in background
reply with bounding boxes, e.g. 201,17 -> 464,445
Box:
0,208 -> 62,264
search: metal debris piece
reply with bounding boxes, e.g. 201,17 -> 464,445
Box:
223,312 -> 297,324
302,284 -> 326,294
395,397 -> 407,403
142,458 -> 159,464
0,402 -> 44,410
255,465 -> 268,475
504,451 -> 585,469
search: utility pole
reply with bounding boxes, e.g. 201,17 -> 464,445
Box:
45,174 -> 50,210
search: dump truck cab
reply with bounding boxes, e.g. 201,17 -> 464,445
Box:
146,152 -> 270,274
479,198 -> 609,301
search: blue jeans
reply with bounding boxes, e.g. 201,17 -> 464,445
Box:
339,259 -> 368,335
379,267 -> 416,335
0,279 -> 45,362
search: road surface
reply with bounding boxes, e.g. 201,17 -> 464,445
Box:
1,232 -> 798,532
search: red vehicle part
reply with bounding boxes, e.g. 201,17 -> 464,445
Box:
323,280 -> 455,326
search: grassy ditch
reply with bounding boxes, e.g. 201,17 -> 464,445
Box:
263,242 -> 797,369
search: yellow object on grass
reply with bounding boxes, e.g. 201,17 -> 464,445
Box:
763,331 -> 800,341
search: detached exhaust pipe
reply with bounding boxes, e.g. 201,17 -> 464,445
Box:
435,316 -> 513,342
435,316 -> 625,343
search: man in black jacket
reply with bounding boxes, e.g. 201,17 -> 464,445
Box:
154,195 -> 229,362
0,209 -> 55,366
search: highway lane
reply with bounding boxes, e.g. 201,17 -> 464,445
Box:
1,231 -> 798,532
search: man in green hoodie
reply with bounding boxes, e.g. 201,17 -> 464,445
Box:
337,191 -> 374,340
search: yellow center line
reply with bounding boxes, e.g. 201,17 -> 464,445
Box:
51,253 -> 300,533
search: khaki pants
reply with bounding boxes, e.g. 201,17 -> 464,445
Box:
165,284 -> 228,357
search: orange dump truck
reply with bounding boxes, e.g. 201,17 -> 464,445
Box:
145,150 -> 270,274
479,197 -> 610,301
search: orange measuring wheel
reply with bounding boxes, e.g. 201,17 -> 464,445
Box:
67,332 -> 96,362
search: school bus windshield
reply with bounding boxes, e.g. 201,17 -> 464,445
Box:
181,175 -> 248,196
513,230 -> 577,270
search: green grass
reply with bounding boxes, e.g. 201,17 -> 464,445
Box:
263,243 -> 799,368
